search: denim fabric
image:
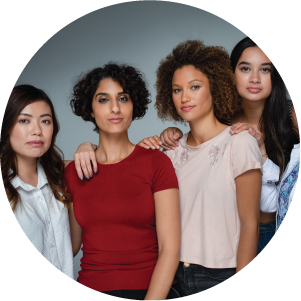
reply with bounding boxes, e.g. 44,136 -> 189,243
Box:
257,221 -> 276,255
175,262 -> 236,296
103,283 -> 181,299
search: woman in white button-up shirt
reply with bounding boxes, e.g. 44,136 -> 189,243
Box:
0,85 -> 74,279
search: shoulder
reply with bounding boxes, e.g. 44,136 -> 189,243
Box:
232,130 -> 257,145
136,145 -> 170,162
64,161 -> 76,180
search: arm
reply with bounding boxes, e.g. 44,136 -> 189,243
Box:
144,188 -> 181,300
68,203 -> 82,257
235,169 -> 262,272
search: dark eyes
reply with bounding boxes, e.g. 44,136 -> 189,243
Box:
19,119 -> 28,124
98,96 -> 128,103
240,66 -> 270,73
18,119 -> 51,124
173,86 -> 200,93
42,120 -> 51,124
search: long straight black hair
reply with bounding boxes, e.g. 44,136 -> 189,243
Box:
230,37 -> 299,181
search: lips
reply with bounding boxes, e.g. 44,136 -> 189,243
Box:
28,140 -> 44,146
108,118 -> 123,123
247,87 -> 261,93
181,106 -> 195,112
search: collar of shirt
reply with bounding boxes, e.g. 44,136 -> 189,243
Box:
10,160 -> 49,191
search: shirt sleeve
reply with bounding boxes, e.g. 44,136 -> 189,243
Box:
64,161 -> 77,200
231,130 -> 262,179
151,151 -> 179,193
260,158 -> 280,212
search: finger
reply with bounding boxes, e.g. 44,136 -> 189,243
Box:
153,135 -> 163,146
165,135 -> 177,149
79,153 -> 90,180
141,138 -> 156,149
84,153 -> 93,178
89,151 -> 98,174
160,135 -> 171,150
74,153 -> 84,180
162,128 -> 177,148
172,128 -> 183,144
149,137 -> 161,149
139,142 -> 152,149
249,128 -> 262,144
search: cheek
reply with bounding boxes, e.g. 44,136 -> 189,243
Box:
44,126 -> 54,146
9,125 -> 26,150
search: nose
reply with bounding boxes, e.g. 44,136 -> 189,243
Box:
181,89 -> 191,103
250,70 -> 261,84
110,99 -> 121,114
31,120 -> 42,136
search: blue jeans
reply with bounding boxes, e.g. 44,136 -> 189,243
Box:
175,262 -> 236,296
257,221 -> 276,255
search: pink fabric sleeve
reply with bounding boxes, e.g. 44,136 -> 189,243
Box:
231,131 -> 262,179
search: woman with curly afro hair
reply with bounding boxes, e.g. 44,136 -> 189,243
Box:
138,40 -> 263,295
65,63 -> 181,299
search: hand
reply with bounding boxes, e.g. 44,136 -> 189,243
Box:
138,135 -> 162,150
230,123 -> 264,149
160,127 -> 183,150
74,142 -> 97,180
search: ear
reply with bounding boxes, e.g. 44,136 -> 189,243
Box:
91,112 -> 95,118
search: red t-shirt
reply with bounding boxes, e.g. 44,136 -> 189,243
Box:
65,145 -> 178,292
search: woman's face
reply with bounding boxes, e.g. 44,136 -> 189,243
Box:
91,78 -> 133,134
172,65 -> 213,122
235,46 -> 272,102
9,101 -> 53,160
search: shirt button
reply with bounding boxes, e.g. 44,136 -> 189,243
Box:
267,180 -> 273,185
184,262 -> 190,267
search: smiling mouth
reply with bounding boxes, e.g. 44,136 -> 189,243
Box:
247,87 -> 261,93
28,141 -> 44,146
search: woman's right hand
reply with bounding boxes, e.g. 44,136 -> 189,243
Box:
160,127 -> 183,150
74,142 -> 97,180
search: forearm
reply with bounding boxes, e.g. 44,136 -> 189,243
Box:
236,222 -> 259,273
68,205 -> 82,257
144,248 -> 180,300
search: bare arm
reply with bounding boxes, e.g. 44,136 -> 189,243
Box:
144,188 -> 181,300
235,169 -> 262,272
68,203 -> 82,257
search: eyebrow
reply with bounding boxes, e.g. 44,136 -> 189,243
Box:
19,113 -> 52,118
95,92 -> 129,97
238,61 -> 272,66
172,79 -> 203,87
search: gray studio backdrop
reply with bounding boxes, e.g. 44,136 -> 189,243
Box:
15,1 -> 245,280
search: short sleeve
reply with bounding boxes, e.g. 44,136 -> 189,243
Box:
231,130 -> 262,179
64,161 -> 78,200
151,151 -> 179,193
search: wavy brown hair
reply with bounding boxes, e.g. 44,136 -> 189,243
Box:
155,40 -> 241,123
0,85 -> 71,211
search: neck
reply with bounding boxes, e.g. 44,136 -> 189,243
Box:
16,155 -> 38,187
239,98 -> 266,125
188,110 -> 228,146
95,131 -> 135,164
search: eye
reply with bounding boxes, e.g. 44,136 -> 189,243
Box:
191,85 -> 200,90
119,96 -> 129,102
241,66 -> 250,72
261,68 -> 271,73
41,119 -> 51,125
98,98 -> 108,103
19,119 -> 28,124
173,88 -> 181,93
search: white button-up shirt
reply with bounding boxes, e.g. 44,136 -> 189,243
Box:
11,161 -> 74,279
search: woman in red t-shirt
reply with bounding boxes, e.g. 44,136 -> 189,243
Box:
65,63 -> 181,299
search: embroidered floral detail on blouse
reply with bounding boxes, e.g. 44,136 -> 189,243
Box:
171,148 -> 190,171
221,143 -> 228,158
209,144 -> 220,166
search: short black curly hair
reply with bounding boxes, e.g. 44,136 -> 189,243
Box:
70,63 -> 151,133
155,40 -> 241,123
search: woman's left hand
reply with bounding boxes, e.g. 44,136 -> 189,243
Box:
230,123 -> 264,149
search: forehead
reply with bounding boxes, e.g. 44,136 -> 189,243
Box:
239,47 -> 271,64
96,78 -> 123,92
20,100 -> 51,115
172,65 -> 208,82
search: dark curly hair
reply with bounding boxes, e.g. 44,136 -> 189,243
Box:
155,40 -> 241,123
70,63 -> 151,132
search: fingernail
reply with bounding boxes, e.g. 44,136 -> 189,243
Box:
89,173 -> 93,178
79,175 -> 83,180
176,142 -> 179,146
250,128 -> 254,133
156,145 -> 160,149
86,175 -> 90,180
151,146 -> 155,149
172,147 -> 175,150
94,169 -> 98,174
159,141 -> 162,145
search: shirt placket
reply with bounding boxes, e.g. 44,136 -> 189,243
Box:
33,190 -> 61,270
